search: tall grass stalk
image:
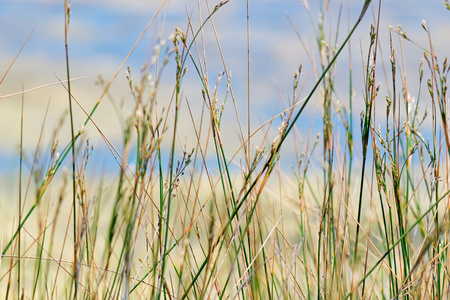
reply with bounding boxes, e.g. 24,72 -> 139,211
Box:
17,85 -> 24,300
63,1 -> 79,297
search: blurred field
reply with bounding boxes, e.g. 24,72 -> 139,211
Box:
1,0 -> 450,299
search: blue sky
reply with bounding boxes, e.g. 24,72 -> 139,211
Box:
0,0 -> 449,178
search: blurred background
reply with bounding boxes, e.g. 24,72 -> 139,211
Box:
0,0 -> 449,180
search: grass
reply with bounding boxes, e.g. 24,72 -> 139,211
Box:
1,0 -> 450,298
